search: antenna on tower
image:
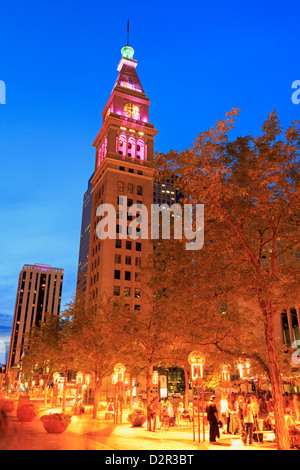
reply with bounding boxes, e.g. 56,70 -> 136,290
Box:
127,19 -> 130,46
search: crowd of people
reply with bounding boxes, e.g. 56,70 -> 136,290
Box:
205,391 -> 300,447
145,395 -> 203,432
141,390 -> 300,448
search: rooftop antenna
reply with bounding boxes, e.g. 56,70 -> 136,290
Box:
127,19 -> 130,46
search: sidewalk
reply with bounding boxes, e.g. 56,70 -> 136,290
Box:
0,404 -> 277,451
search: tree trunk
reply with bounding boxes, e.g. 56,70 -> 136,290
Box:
129,373 -> 133,411
44,382 -> 48,406
262,303 -> 290,450
146,358 -> 152,431
93,373 -> 102,419
62,368 -> 68,412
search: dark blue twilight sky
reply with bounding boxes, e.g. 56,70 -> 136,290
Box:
0,0 -> 299,355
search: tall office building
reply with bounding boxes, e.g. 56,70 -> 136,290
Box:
76,173 -> 94,296
86,44 -> 157,310
7,263 -> 64,372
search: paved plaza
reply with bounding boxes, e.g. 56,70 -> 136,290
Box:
0,404 -> 277,451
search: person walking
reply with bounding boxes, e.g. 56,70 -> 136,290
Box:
220,395 -> 228,433
177,402 -> 184,427
243,398 -> 255,446
206,395 -> 220,443
147,394 -> 160,432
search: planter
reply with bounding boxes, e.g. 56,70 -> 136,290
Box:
127,410 -> 147,427
41,413 -> 72,434
17,404 -> 38,422
132,415 -> 146,427
42,419 -> 68,434
0,399 -> 15,414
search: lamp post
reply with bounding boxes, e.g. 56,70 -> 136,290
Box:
113,363 -> 126,424
188,351 -> 205,443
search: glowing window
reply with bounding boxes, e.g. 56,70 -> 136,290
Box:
136,139 -> 145,161
97,137 -> 107,168
118,134 -> 127,156
127,136 -> 136,158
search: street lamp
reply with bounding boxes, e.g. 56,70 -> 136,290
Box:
188,351 -> 205,443
238,362 -> 244,378
113,363 -> 126,424
222,365 -> 230,383
152,371 -> 159,385
76,372 -> 83,385
114,363 -> 126,383
53,372 -> 60,385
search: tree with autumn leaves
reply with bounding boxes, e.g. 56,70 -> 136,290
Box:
153,108 -> 300,450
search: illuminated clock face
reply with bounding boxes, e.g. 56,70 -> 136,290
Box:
124,103 -> 140,119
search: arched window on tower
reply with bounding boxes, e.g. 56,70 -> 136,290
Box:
118,134 -> 127,156
104,137 -> 107,159
118,181 -> 124,193
127,136 -> 136,159
137,185 -> 143,196
136,139 -> 145,161
127,183 -> 133,194
97,136 -> 107,168
97,146 -> 102,168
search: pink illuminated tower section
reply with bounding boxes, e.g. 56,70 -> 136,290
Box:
86,44 -> 158,309
92,45 -> 155,170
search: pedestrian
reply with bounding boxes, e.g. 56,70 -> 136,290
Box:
251,395 -> 259,418
147,394 -> 160,432
161,405 -> 170,430
0,407 -> 7,440
187,402 -> 194,422
220,394 -> 228,433
243,398 -> 255,446
267,394 -> 274,413
169,403 -> 175,427
206,395 -> 221,443
258,395 -> 268,418
177,402 -> 184,426
227,396 -> 238,434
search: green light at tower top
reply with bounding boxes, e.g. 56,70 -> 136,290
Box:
121,45 -> 134,59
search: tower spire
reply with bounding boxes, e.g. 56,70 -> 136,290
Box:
127,19 -> 130,46
121,20 -> 134,60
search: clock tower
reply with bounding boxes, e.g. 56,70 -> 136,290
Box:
86,45 -> 158,311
